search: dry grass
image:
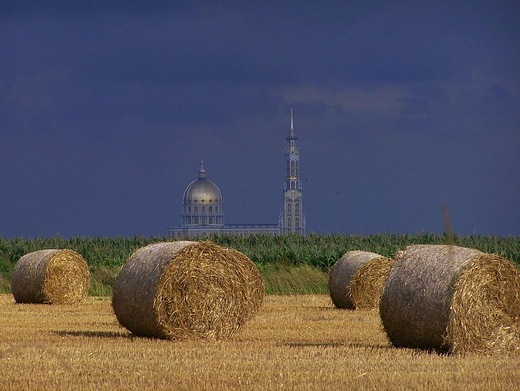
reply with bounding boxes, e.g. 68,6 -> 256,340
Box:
349,255 -> 394,310
380,245 -> 520,354
11,249 -> 90,304
328,250 -> 386,309
0,294 -> 519,390
112,241 -> 264,339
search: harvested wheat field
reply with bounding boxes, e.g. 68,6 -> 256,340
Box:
0,294 -> 519,390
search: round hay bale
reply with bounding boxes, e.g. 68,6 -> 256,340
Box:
328,251 -> 387,309
112,241 -> 264,340
11,249 -> 90,304
349,255 -> 395,310
379,244 -> 520,354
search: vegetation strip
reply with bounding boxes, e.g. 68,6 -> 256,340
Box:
0,233 -> 518,295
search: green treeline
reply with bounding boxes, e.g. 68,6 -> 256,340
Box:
0,233 -> 518,295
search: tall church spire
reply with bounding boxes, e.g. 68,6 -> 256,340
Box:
282,108 -> 305,235
290,108 -> 294,133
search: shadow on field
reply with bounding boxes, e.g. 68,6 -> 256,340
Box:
285,341 -> 392,350
285,342 -> 345,348
54,330 -> 132,339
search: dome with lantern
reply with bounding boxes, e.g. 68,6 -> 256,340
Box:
181,161 -> 224,226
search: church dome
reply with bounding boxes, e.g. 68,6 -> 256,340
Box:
183,163 -> 222,205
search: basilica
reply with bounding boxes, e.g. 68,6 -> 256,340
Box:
167,110 -> 306,237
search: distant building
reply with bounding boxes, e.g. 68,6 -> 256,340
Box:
167,110 -> 306,237
281,109 -> 305,235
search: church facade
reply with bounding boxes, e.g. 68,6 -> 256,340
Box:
167,110 -> 306,238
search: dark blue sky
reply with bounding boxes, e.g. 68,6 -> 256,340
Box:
1,2 -> 519,238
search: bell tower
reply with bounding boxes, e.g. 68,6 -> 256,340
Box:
282,109 -> 305,234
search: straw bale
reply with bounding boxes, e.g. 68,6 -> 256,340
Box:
11,249 -> 90,304
112,241 -> 264,340
349,255 -> 395,310
328,251 -> 387,309
379,244 -> 520,354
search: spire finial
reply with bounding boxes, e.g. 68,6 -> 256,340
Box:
199,157 -> 206,178
290,108 -> 294,132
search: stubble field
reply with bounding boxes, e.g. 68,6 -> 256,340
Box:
1,294 -> 519,390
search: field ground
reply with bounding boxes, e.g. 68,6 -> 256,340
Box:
0,294 -> 519,390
